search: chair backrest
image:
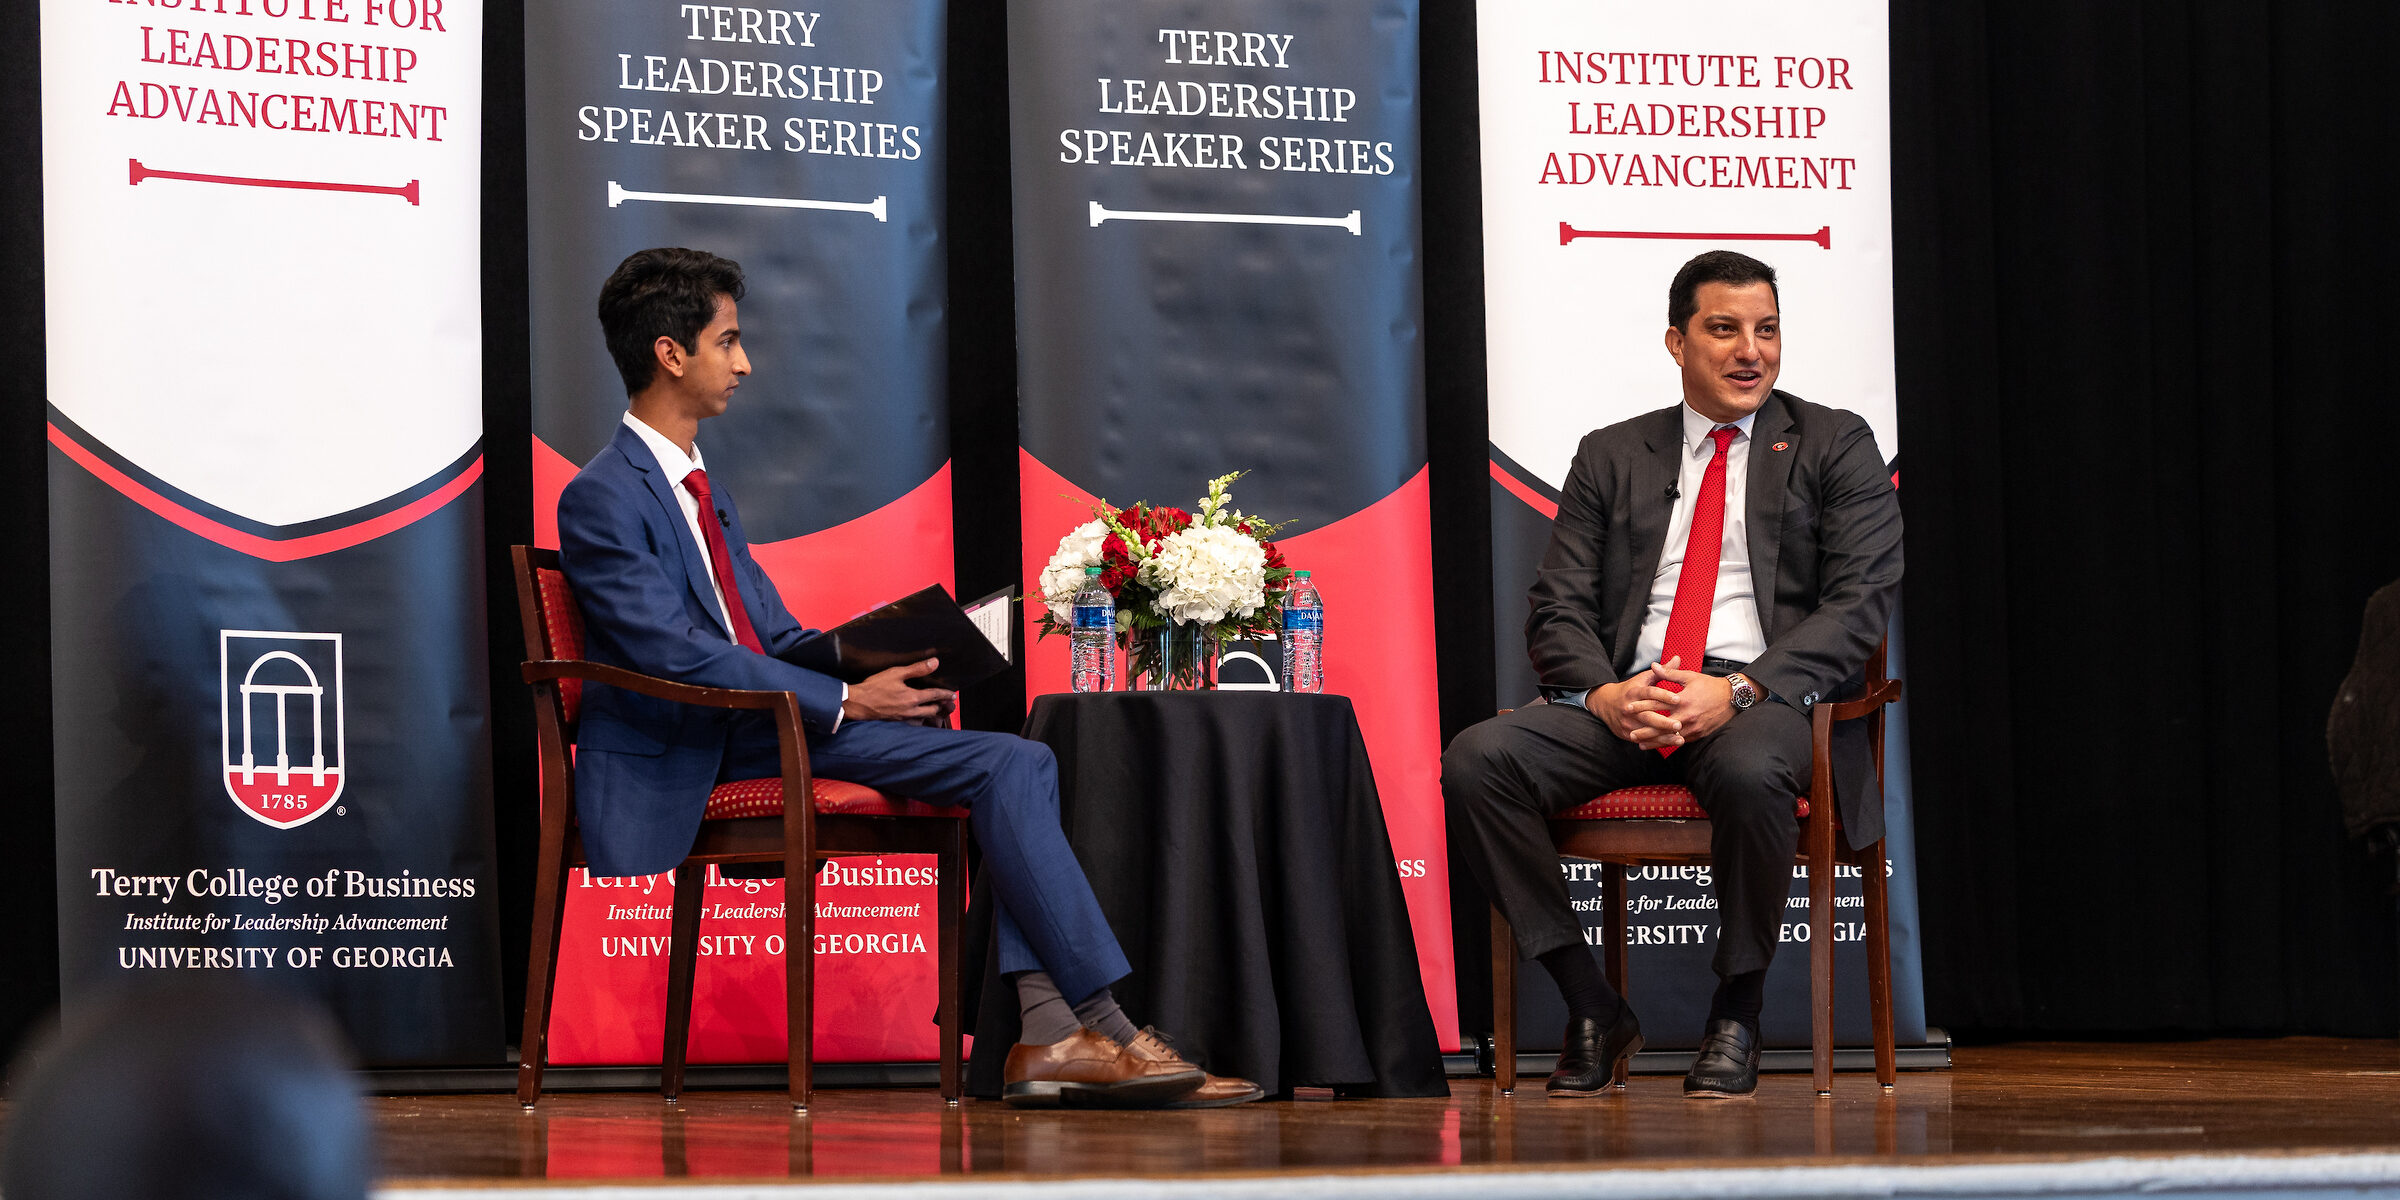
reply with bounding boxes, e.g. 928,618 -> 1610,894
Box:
510,545 -> 587,728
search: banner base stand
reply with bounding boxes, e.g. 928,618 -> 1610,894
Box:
1460,1027 -> 1952,1079
363,1061 -> 941,1095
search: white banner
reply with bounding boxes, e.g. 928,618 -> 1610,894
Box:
44,0 -> 483,525
1479,2 -> 1896,481
1474,2 -> 1925,1051
42,0 -> 503,1065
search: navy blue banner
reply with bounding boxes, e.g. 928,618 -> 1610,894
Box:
42,0 -> 502,1064
521,0 -> 956,1065
525,0 -> 948,543
47,421 -> 504,1066
1005,0 -> 1461,1046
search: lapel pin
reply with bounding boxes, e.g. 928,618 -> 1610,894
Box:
1771,441 -> 1790,452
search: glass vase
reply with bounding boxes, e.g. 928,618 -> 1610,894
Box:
1137,624 -> 1218,691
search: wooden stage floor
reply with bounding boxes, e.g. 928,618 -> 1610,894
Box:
352,1039 -> 2400,1190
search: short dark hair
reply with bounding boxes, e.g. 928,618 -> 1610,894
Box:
1667,250 -> 1778,330
597,247 -> 747,396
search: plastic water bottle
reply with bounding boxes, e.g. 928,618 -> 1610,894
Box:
1069,566 -> 1116,693
1282,570 -> 1324,693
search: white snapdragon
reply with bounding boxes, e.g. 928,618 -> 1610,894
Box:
1142,524 -> 1268,626
1038,520 -> 1110,622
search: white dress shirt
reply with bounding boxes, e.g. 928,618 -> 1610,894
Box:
1629,403 -> 1769,672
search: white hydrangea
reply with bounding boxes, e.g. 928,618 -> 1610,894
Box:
1038,520 -> 1110,622
1142,524 -> 1267,626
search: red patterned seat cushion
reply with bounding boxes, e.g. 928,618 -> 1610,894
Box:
535,568 -> 587,725
1559,784 -> 1809,821
702,776 -> 965,821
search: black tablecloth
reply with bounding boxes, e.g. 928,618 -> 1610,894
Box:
960,692 -> 1448,1098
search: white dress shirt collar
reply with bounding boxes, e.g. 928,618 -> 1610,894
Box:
1679,402 -> 1758,455
622,411 -> 706,479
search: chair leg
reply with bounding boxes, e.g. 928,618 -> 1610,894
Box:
662,862 -> 706,1102
515,814 -> 574,1108
1603,862 -> 1630,1088
1807,817 -> 1836,1096
1490,904 -> 1517,1095
937,822 -> 966,1105
1862,839 -> 1896,1088
787,845 -> 817,1113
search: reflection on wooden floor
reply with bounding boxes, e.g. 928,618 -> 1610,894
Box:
373,1040 -> 2400,1185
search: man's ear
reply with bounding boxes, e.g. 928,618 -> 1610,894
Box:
1663,323 -> 1686,367
652,334 -> 687,380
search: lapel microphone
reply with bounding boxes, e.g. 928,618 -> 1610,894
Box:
716,508 -> 729,528
1665,483 -> 1680,500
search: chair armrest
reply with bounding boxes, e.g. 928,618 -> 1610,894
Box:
521,659 -> 796,713
1824,679 -> 1903,723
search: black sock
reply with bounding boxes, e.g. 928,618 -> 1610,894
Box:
1708,969 -> 1766,1034
1535,945 -> 1622,1025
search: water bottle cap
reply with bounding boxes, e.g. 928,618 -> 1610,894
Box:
1084,566 -> 1103,577
1296,570 -> 1311,580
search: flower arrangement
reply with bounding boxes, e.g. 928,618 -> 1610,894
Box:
1037,472 -> 1294,686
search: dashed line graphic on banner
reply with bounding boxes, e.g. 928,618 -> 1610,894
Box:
606,180 -> 887,221
128,159 -> 421,205
1560,222 -> 1832,249
1090,200 -> 1362,236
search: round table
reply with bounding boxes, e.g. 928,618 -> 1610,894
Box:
961,691 -> 1448,1098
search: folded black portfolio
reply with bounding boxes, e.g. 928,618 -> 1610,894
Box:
787,585 -> 1015,692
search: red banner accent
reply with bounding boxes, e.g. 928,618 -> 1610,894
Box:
534,444 -> 961,1064
49,422 -> 482,563
1019,452 -> 1459,1050
531,435 -> 578,550
1489,457 -> 1560,520
1558,222 -> 1832,249
129,158 -> 421,205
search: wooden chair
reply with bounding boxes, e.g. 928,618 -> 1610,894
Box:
510,545 -> 967,1113
1491,644 -> 1902,1097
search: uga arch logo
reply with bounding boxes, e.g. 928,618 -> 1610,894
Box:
220,630 -> 346,829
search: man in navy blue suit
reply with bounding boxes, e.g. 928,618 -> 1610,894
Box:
559,247 -> 1257,1109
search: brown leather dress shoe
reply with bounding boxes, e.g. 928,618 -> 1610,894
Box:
1165,1073 -> 1265,1108
1002,1028 -> 1205,1109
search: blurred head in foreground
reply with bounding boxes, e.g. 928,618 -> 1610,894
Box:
1,982 -> 369,1200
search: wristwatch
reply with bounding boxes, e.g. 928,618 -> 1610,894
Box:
1725,672 -> 1761,711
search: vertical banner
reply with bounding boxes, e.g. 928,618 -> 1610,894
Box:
41,0 -> 503,1062
524,0 -> 952,1064
1475,3 -> 1928,1049
1009,0 -> 1458,1049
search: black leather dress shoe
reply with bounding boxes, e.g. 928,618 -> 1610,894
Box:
1683,1018 -> 1762,1098
1545,1006 -> 1643,1097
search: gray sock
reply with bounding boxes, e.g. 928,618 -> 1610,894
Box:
1070,986 -> 1142,1046
1013,971 -> 1081,1045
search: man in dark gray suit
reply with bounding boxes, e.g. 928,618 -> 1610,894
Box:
1444,250 -> 1902,1099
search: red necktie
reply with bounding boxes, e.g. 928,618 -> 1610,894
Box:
680,468 -> 766,653
1655,425 -> 1738,757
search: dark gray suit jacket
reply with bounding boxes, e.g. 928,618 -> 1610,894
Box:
1525,389 -> 1903,847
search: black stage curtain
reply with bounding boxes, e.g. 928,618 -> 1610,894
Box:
1883,0 -> 2400,1034
4,0 -> 2396,1064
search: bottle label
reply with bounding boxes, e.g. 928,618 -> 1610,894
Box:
1283,609 -> 1321,634
1073,605 -> 1114,631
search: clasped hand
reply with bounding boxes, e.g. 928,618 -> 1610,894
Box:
840,658 -> 956,725
1586,657 -> 1733,749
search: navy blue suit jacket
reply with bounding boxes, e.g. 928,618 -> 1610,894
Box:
557,422 -> 847,877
